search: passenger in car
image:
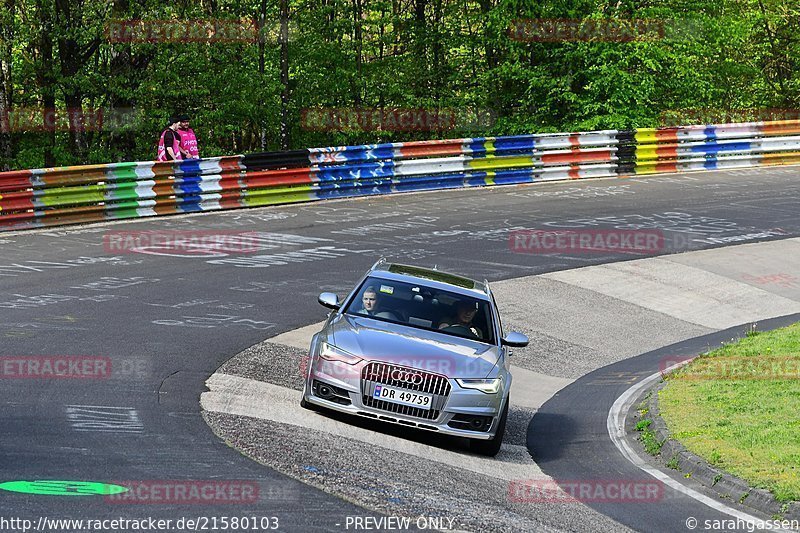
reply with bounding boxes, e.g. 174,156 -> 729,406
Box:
438,300 -> 483,339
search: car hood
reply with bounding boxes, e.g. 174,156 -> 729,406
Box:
327,314 -> 500,379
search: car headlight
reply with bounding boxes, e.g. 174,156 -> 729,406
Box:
319,342 -> 362,365
456,377 -> 502,394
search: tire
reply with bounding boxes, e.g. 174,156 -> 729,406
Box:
470,398 -> 508,457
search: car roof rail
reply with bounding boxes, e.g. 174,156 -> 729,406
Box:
370,257 -> 388,270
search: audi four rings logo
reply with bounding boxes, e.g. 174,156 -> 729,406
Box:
390,370 -> 424,385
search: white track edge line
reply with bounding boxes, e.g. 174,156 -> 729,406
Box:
607,363 -> 794,532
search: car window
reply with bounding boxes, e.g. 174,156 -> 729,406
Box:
490,292 -> 504,340
344,277 -> 495,344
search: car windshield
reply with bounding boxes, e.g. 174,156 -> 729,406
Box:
343,277 -> 495,344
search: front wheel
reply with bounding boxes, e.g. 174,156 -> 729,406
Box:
470,398 -> 508,457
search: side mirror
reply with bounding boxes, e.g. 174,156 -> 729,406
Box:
318,292 -> 340,310
501,332 -> 529,348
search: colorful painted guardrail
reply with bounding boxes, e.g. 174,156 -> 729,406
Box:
2,119 -> 800,231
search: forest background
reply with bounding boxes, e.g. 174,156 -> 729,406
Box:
0,0 -> 797,170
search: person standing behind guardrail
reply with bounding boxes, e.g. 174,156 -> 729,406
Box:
178,113 -> 200,159
157,116 -> 183,162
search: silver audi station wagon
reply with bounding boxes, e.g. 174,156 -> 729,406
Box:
301,260 -> 529,456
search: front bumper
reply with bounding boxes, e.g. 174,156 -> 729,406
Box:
303,357 -> 508,440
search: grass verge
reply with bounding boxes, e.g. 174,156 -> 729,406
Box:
659,322 -> 800,502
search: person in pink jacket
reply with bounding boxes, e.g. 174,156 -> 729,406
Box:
178,113 -> 200,159
157,116 -> 183,162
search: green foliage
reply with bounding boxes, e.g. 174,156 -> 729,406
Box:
660,321 -> 800,502
1,0 -> 799,169
639,425 -> 665,456
636,417 -> 664,455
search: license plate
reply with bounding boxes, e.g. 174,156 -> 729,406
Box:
372,385 -> 432,410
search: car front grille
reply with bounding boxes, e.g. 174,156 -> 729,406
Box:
361,362 -> 451,420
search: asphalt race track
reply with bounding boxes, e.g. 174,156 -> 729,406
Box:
1,166 -> 799,532
529,312 -> 800,533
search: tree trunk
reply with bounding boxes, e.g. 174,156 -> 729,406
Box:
63,92 -> 87,160
478,0 -> 501,126
414,0 -> 428,97
432,0 -> 443,100
415,0 -> 426,28
109,0 -> 136,160
392,0 -> 400,57
258,0 -> 267,150
56,0 -> 97,161
0,0 -> 14,169
478,0 -> 497,69
378,1 -> 386,109
35,0 -> 56,167
279,0 -> 290,150
756,0 -> 792,104
352,0 -> 363,106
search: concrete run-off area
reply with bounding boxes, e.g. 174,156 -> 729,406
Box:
202,237 -> 800,532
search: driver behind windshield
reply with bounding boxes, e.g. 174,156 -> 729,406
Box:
355,286 -> 398,320
438,300 -> 483,339
357,286 -> 379,315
